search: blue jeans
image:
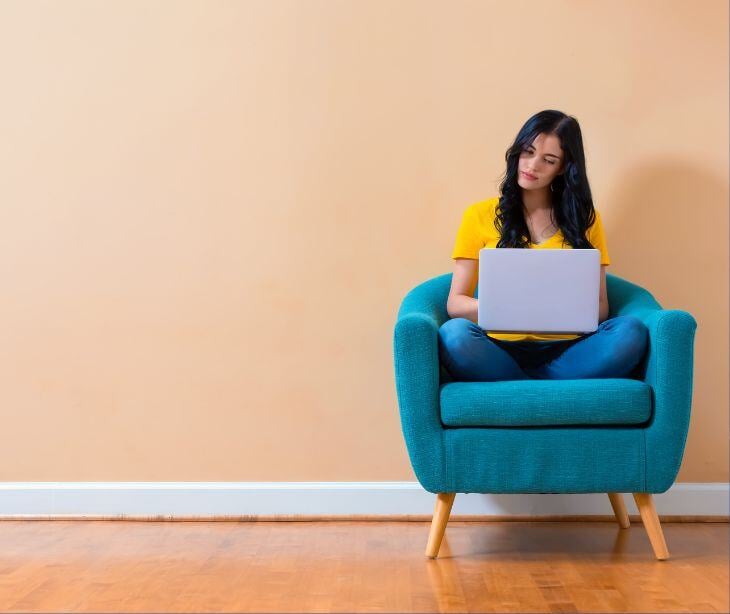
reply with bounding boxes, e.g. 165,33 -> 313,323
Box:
437,315 -> 649,381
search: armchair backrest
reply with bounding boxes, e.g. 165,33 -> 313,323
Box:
399,271 -> 663,329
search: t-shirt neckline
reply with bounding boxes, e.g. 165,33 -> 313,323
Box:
529,230 -> 560,246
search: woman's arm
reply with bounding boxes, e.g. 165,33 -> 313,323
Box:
446,258 -> 479,323
599,264 -> 610,323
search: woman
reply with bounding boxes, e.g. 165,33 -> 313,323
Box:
438,109 -> 649,381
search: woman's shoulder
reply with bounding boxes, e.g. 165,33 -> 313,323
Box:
588,207 -> 606,232
464,195 -> 500,219
457,196 -> 500,242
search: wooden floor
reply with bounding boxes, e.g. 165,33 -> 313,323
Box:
0,520 -> 727,613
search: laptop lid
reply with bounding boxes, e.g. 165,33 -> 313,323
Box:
477,248 -> 601,334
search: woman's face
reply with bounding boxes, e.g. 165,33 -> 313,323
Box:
517,132 -> 565,190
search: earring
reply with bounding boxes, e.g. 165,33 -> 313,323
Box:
550,183 -> 555,192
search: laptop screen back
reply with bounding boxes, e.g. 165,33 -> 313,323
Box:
477,248 -> 600,334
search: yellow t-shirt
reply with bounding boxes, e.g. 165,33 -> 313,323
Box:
451,196 -> 611,342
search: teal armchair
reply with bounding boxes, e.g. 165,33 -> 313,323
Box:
393,272 -> 698,560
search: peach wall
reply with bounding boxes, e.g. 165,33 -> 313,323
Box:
0,0 -> 726,482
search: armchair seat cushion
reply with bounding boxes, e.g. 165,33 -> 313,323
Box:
440,379 -> 652,427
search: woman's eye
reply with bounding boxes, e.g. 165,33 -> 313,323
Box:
523,148 -> 556,165
525,149 -> 556,165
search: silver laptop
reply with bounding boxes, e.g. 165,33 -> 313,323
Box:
477,248 -> 601,334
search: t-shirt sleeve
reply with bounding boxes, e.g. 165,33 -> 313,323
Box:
451,205 -> 484,259
588,209 -> 611,265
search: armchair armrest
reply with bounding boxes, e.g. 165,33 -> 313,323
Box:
393,287 -> 449,492
618,297 -> 698,493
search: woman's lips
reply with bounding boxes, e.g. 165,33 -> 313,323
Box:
522,171 -> 537,180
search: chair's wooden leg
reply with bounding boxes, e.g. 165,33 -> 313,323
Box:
607,492 -> 630,528
632,492 -> 669,560
425,493 -> 455,559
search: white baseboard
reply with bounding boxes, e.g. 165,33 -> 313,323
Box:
0,482 -> 727,519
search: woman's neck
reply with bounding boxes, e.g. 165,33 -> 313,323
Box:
521,188 -> 553,214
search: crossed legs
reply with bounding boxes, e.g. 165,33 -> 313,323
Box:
438,315 -> 649,381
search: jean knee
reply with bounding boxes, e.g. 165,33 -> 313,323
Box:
612,315 -> 649,358
438,318 -> 482,354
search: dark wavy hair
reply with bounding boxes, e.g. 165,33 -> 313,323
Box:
494,110 -> 597,250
